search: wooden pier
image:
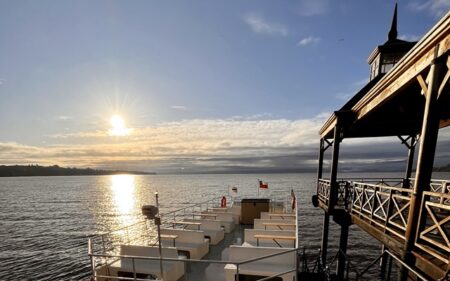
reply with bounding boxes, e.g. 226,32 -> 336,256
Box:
313,8 -> 450,281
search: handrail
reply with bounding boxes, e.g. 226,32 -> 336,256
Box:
352,181 -> 410,193
96,219 -> 147,237
88,246 -> 298,265
89,196 -> 223,240
88,241 -> 300,281
160,196 -> 222,217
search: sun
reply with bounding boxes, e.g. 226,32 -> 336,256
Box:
109,115 -> 130,136
111,115 -> 125,130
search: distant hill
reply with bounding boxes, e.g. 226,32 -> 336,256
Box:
0,165 -> 155,177
434,164 -> 450,172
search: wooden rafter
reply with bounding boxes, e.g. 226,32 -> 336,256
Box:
437,55 -> 450,99
319,13 -> 450,139
417,74 -> 429,96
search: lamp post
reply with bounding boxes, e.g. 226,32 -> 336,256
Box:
155,192 -> 163,280
141,192 -> 163,279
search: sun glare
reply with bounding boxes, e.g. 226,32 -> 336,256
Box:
109,115 -> 130,136
110,174 -> 137,227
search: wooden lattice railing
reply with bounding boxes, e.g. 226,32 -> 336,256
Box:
316,177 -> 450,265
350,182 -> 413,241
316,178 -> 405,211
415,191 -> 450,265
316,177 -> 450,275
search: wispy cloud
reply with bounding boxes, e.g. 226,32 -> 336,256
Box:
352,78 -> 369,87
399,34 -> 421,42
3,117 -> 450,173
335,92 -> 352,101
0,78 -> 5,85
297,36 -> 321,47
335,78 -> 368,100
171,105 -> 187,111
244,13 -> 288,36
3,115 -> 326,171
297,0 -> 330,16
408,0 -> 450,18
230,113 -> 273,121
57,115 -> 73,121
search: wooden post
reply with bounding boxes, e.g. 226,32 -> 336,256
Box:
403,136 -> 416,188
329,123 -> 342,213
318,138 -> 330,265
320,119 -> 343,269
336,223 -> 349,281
401,52 -> 445,279
317,139 -> 325,197
318,138 -> 324,181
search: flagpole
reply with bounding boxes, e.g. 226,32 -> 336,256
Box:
257,179 -> 259,197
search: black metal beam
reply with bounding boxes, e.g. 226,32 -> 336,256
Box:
321,212 -> 330,266
336,223 -> 349,281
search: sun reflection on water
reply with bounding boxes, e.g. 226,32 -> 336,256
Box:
110,174 -> 137,228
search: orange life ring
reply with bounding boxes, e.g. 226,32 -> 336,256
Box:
220,196 -> 227,208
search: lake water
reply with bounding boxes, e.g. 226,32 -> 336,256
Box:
1,172 -> 448,280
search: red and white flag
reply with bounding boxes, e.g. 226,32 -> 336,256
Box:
291,189 -> 296,210
259,180 -> 268,189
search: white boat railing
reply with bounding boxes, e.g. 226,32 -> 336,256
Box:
88,192 -> 299,281
88,239 -> 300,281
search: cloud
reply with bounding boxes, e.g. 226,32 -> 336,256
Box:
171,105 -> 187,111
297,36 -> 321,47
335,92 -> 352,100
2,117 -> 450,174
57,116 -> 73,121
0,78 -> 5,85
408,0 -> 450,17
335,78 -> 369,100
244,13 -> 288,36
1,116 -> 326,172
399,34 -> 421,42
230,113 -> 273,121
352,78 -> 369,87
297,0 -> 330,16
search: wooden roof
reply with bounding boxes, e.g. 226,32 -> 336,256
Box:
320,13 -> 450,139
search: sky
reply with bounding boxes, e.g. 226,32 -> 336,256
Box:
0,0 -> 449,174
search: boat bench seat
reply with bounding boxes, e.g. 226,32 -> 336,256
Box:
95,245 -> 184,281
224,245 -> 296,281
253,219 -> 296,231
160,228 -> 209,259
261,212 -> 296,220
183,219 -> 225,245
244,229 -> 296,248
200,212 -> 235,233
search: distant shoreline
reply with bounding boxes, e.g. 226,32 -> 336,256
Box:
0,165 -> 155,177
0,164 -> 448,177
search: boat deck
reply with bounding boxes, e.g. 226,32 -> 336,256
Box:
88,194 -> 299,281
184,224 -> 247,281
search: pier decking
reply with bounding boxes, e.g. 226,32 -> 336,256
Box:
314,10 -> 450,281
